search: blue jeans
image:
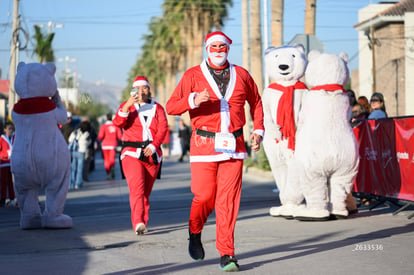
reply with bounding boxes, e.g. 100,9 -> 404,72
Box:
71,151 -> 85,189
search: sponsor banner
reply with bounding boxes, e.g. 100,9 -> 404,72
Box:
354,117 -> 414,201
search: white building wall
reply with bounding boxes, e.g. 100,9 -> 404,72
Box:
405,12 -> 414,116
357,4 -> 394,98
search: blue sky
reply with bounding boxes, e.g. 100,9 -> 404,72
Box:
0,0 -> 386,88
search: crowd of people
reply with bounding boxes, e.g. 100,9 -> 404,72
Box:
348,89 -> 388,127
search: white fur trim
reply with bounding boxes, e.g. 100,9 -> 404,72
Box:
190,152 -> 247,163
188,92 -> 199,109
147,144 -> 156,154
132,80 -> 150,87
205,35 -> 230,46
253,129 -> 264,137
117,109 -> 129,117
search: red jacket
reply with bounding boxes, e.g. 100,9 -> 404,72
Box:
113,100 -> 168,162
0,134 -> 13,163
98,121 -> 122,150
166,61 -> 264,162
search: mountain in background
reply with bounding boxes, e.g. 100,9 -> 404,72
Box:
78,80 -> 124,111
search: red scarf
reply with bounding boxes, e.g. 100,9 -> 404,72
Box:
13,97 -> 56,114
269,81 -> 307,151
310,84 -> 346,93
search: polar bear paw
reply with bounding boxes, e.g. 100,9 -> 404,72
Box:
294,208 -> 330,221
42,214 -> 73,229
269,204 -> 305,219
20,214 -> 42,230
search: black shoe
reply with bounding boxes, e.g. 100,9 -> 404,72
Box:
188,231 -> 205,261
219,255 -> 239,272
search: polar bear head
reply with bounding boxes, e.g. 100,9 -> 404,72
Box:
305,50 -> 349,88
14,62 -> 57,99
264,44 -> 307,86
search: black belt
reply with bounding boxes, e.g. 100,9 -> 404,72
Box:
195,128 -> 243,139
121,140 -> 158,165
122,140 -> 151,149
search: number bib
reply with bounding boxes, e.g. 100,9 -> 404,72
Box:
214,133 -> 236,153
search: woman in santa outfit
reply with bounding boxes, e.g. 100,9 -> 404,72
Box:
166,31 -> 264,272
0,122 -> 16,207
98,112 -> 122,180
113,76 -> 168,235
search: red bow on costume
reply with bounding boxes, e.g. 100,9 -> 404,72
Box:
13,97 -> 56,114
310,84 -> 346,93
269,81 -> 307,151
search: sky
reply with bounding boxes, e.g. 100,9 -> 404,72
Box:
0,0 -> 387,89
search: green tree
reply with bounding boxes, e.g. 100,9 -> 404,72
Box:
32,25 -> 55,63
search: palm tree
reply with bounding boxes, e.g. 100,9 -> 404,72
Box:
32,25 -> 55,63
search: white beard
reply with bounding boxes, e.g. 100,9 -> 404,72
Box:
208,52 -> 228,66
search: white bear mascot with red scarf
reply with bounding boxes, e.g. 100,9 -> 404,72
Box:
11,62 -> 72,229
294,51 -> 359,221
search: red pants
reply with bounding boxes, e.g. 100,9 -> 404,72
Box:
122,156 -> 159,228
0,163 -> 15,200
190,159 -> 243,256
102,149 -> 117,174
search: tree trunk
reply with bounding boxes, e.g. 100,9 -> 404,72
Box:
271,0 -> 284,47
250,0 -> 263,94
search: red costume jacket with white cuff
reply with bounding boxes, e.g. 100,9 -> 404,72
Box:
166,61 -> 264,162
113,100 -> 168,163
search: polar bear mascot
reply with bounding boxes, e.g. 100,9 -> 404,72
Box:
262,44 -> 308,218
293,51 -> 359,221
11,62 -> 72,229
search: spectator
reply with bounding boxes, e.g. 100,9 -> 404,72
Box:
357,95 -> 371,114
61,112 -> 75,144
0,122 -> 16,207
82,118 -> 97,181
368,92 -> 388,119
68,121 -> 91,189
351,103 -> 369,127
98,113 -> 122,180
178,119 -> 191,162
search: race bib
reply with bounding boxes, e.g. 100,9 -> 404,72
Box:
214,133 -> 236,153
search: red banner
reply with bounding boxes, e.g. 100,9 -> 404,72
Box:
354,117 -> 414,201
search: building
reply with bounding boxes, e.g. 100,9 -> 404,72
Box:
354,0 -> 414,117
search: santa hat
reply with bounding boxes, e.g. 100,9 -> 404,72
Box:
204,31 -> 232,46
132,76 -> 150,88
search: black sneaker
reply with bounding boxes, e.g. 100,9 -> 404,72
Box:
188,231 -> 205,260
219,255 -> 239,272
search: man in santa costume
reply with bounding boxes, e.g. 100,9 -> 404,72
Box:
166,31 -> 264,272
98,112 -> 122,180
113,76 -> 168,235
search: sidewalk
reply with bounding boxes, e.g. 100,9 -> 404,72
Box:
1,154 -> 414,275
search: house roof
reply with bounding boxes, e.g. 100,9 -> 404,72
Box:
0,80 -> 9,94
354,0 -> 414,30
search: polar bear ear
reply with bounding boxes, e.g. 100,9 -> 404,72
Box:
338,52 -> 349,64
44,62 -> 56,75
17,61 -> 26,72
308,50 -> 321,62
293,43 -> 305,54
265,46 -> 277,56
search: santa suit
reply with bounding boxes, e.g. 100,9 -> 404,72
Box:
113,99 -> 168,229
98,121 -> 122,175
166,59 -> 264,256
262,82 -> 307,207
0,134 -> 15,202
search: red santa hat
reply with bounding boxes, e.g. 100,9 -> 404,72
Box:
132,76 -> 150,88
204,31 -> 232,46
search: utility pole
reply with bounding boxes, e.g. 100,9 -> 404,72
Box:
304,0 -> 316,35
8,0 -> 20,119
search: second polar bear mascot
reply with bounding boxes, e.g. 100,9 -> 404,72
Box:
262,44 -> 308,218
294,51 -> 359,221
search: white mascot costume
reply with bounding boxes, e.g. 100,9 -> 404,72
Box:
294,51 -> 359,221
11,62 -> 72,229
262,44 -> 308,218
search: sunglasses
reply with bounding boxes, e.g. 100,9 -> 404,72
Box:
370,99 -> 380,103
